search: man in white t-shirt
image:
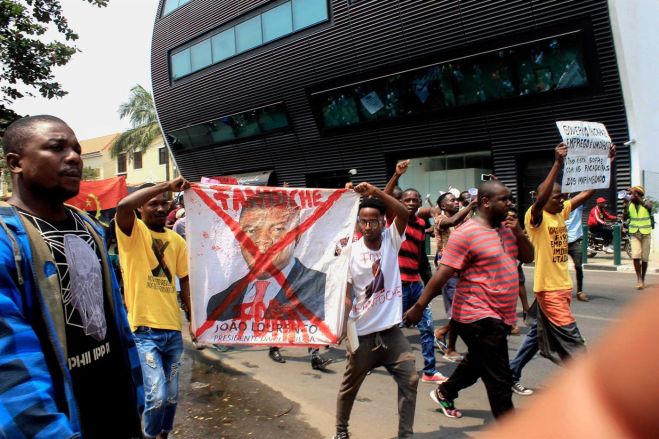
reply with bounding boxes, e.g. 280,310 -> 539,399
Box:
334,182 -> 417,439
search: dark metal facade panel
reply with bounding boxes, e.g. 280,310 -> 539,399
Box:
152,0 -> 630,202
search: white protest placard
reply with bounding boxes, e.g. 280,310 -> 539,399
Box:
556,121 -> 611,192
186,183 -> 359,347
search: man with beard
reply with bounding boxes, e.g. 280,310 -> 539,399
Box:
116,177 -> 192,439
0,116 -> 143,437
404,180 -> 534,419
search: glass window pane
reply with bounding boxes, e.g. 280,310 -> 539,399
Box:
209,118 -> 237,143
212,29 -> 236,63
171,48 -> 191,80
169,129 -> 191,150
319,92 -> 360,129
262,3 -> 293,43
257,104 -> 290,131
163,0 -> 179,15
231,111 -> 261,138
190,39 -> 212,72
292,0 -> 328,31
186,124 -> 214,148
235,16 -> 263,53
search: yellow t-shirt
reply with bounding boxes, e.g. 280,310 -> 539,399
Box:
524,200 -> 573,292
116,216 -> 189,331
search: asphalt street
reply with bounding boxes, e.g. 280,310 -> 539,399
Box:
175,268 -> 654,439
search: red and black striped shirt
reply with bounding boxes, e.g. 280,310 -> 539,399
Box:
398,215 -> 425,283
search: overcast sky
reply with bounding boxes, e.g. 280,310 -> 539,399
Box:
12,0 -> 161,141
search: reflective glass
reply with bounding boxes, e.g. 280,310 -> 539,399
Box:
171,49 -> 191,79
257,104 -> 289,131
235,16 -> 263,53
186,124 -> 214,148
231,111 -> 261,138
163,0 -> 190,16
209,118 -> 237,143
313,33 -> 588,130
320,93 -> 360,129
262,3 -> 293,43
190,39 -> 212,72
212,29 -> 236,63
292,0 -> 329,31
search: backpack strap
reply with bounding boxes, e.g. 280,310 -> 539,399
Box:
0,204 -> 24,286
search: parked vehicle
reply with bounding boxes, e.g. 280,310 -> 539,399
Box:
587,221 -> 631,258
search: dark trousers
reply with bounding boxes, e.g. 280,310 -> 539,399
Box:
568,239 -> 584,292
439,318 -> 514,418
590,224 -> 612,246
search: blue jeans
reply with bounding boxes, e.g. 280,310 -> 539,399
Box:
509,321 -> 538,382
442,275 -> 458,318
402,281 -> 436,375
134,327 -> 183,438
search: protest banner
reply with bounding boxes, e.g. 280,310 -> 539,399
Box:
556,120 -> 612,192
187,183 -> 360,346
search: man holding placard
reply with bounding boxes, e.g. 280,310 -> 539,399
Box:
522,141 -> 615,365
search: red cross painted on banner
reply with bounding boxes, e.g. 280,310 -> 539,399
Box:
194,184 -> 347,342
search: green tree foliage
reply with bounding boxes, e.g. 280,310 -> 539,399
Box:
110,84 -> 161,160
82,165 -> 99,180
0,0 -> 109,134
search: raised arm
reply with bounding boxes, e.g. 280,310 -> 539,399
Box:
354,182 -> 409,235
531,143 -> 566,227
439,200 -> 478,229
384,160 -> 409,220
571,144 -> 616,210
115,176 -> 189,235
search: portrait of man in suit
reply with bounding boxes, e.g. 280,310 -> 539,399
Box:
206,191 -> 326,323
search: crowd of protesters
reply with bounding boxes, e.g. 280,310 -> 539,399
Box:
0,115 -> 654,439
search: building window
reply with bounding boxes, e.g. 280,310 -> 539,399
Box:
167,102 -> 291,152
133,151 -> 143,169
159,147 -> 168,165
162,0 -> 191,16
310,31 -> 589,131
117,153 -> 127,174
170,0 -> 329,80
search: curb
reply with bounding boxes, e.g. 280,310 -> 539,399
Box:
581,264 -> 659,273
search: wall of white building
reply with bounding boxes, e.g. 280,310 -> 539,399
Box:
609,0 -> 659,254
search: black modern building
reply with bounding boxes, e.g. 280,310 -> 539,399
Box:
152,0 -> 630,212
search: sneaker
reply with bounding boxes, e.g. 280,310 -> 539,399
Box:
434,337 -> 448,354
311,354 -> 333,370
429,388 -> 462,418
422,372 -> 448,383
332,432 -> 350,439
511,381 -> 534,396
442,353 -> 463,363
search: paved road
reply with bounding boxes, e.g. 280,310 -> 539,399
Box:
176,268 -> 653,439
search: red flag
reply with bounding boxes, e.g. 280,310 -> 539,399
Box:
67,176 -> 128,212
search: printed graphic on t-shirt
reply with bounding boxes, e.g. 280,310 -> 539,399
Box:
151,238 -> 173,282
364,259 -> 384,299
64,234 -> 106,341
549,225 -> 569,263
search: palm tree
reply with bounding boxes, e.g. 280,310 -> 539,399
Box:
110,85 -> 162,159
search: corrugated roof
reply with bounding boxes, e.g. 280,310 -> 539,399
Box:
79,133 -> 119,155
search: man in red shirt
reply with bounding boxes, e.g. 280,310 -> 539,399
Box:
404,180 -> 534,419
385,161 -> 446,384
587,197 -> 616,251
